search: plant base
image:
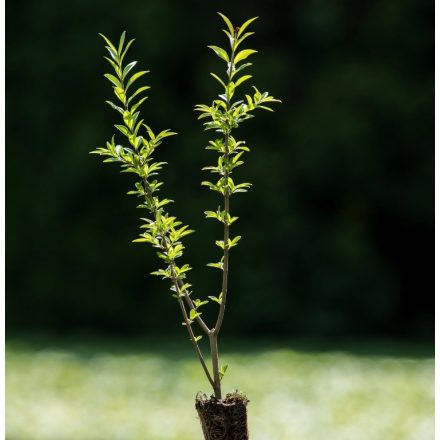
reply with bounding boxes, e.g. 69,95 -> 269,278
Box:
195,391 -> 249,440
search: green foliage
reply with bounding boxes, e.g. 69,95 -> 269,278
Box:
195,12 -> 280,215
91,14 -> 280,398
90,33 -> 208,353
195,13 -> 280,327
194,13 -> 280,398
91,31 -> 193,289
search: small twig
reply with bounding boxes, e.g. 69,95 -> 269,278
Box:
171,273 -> 214,388
175,276 -> 211,335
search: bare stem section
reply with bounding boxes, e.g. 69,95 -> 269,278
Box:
209,333 -> 222,399
170,271 -> 214,388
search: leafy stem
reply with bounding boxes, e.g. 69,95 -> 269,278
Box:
91,31 -> 212,384
214,26 -> 235,337
196,13 -> 281,398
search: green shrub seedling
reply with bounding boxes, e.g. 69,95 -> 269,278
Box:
91,12 -> 280,434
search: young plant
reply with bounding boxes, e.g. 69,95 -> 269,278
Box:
91,12 -> 280,437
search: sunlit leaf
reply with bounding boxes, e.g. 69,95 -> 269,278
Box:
104,74 -> 122,88
235,75 -> 252,87
217,12 -> 234,35
210,73 -> 226,88
234,49 -> 257,64
126,71 -> 149,89
118,31 -> 126,55
208,45 -> 229,62
237,16 -> 258,37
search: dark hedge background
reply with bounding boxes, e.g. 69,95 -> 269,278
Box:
6,0 -> 434,339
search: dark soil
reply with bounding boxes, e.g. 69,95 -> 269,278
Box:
195,391 -> 249,440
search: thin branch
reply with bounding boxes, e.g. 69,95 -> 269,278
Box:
209,333 -> 222,399
214,192 -> 229,334
175,276 -> 211,335
171,274 -> 214,388
214,39 -> 235,335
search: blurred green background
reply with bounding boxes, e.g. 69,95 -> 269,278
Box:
6,0 -> 434,439
6,336 -> 434,440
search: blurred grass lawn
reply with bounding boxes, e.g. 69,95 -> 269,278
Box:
6,335 -> 434,440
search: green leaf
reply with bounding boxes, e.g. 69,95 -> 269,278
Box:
120,39 -> 135,63
202,181 -> 223,194
126,71 -> 149,89
234,49 -> 257,64
222,29 -> 235,48
204,210 -> 221,221
232,182 -> 252,194
122,61 -> 137,80
103,56 -> 119,74
104,73 -> 122,88
226,82 -> 235,101
231,63 -> 253,78
217,12 -> 234,35
115,124 -> 130,137
207,262 -> 224,270
133,236 -> 151,243
208,45 -> 229,62
194,335 -> 203,342
234,75 -> 252,87
131,96 -> 149,112
127,86 -> 150,104
105,100 -> 124,114
156,198 -> 173,208
228,236 -> 242,248
157,251 -> 171,262
210,73 -> 226,88
150,268 -> 171,279
219,363 -> 228,379
205,139 -> 226,152
113,87 -> 125,103
104,46 -> 117,61
190,309 -> 201,320
174,264 -> 192,277
208,294 -> 223,304
156,129 -> 178,141
235,32 -> 255,50
232,151 -> 245,164
99,33 -> 117,56
172,225 -> 194,240
118,31 -> 126,55
193,299 -> 209,308
179,283 -> 192,293
237,16 -> 258,37
215,240 -> 225,249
